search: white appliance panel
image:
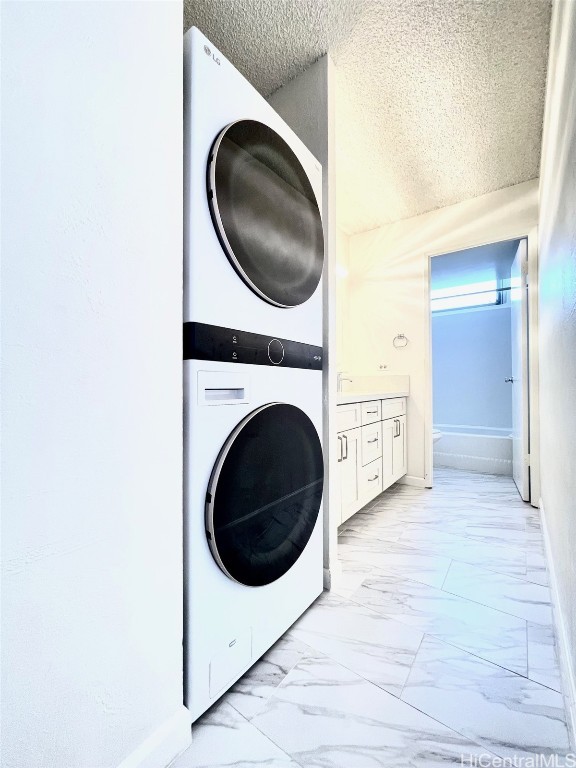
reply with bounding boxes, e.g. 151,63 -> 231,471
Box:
184,360 -> 323,721
184,27 -> 323,344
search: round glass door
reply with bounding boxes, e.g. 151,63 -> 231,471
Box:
206,403 -> 323,587
207,119 -> 324,308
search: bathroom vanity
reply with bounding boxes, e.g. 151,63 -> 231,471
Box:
336,392 -> 408,525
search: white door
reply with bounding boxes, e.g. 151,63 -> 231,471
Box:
510,239 -> 530,501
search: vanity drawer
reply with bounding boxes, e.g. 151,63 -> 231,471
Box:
380,397 -> 406,421
361,422 -> 382,466
361,400 -> 382,425
358,457 -> 383,502
336,402 -> 362,433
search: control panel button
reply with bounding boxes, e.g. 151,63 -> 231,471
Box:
267,338 -> 285,365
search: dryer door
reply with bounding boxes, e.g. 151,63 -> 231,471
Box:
206,403 -> 323,587
207,119 -> 324,308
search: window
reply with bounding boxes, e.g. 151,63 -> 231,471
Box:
431,279 -> 500,312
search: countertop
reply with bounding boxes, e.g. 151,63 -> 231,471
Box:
336,391 -> 409,405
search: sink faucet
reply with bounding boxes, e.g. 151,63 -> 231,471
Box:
337,372 -> 353,392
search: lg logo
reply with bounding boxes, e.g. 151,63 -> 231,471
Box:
204,44 -> 221,66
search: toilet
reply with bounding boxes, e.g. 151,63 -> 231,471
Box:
433,429 -> 443,443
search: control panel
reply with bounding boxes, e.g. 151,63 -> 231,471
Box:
184,322 -> 322,370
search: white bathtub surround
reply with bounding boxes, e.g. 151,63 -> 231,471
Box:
433,425 -> 513,475
171,469 -> 569,767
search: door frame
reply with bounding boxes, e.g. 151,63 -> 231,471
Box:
424,227 -> 540,506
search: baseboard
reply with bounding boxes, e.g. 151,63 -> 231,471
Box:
398,475 -> 427,488
117,706 -> 192,768
540,497 -> 576,750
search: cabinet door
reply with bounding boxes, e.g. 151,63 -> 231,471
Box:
358,457 -> 383,505
336,403 -> 362,432
399,415 -> 407,477
340,427 -> 361,524
336,434 -> 344,526
380,397 -> 406,421
381,418 -> 395,491
361,421 -> 383,466
360,400 -> 382,426
392,416 -> 407,481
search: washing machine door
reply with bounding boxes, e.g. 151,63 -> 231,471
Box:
207,119 -> 324,308
206,403 -> 323,587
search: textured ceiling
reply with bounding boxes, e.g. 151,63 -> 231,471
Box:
183,0 -> 551,234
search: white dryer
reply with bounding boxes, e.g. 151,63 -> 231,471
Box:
184,27 -> 324,346
184,327 -> 323,722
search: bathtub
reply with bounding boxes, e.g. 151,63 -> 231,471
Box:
433,424 -> 512,475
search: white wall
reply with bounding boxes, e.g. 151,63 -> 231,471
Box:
538,0 -> 576,743
432,306 -> 513,431
344,179 -> 538,485
1,3 -> 190,768
268,57 -> 339,586
335,229 -> 350,369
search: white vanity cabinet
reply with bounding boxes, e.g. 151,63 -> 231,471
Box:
336,396 -> 407,525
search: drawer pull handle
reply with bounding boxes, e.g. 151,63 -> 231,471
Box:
366,409 -> 378,414
368,474 -> 379,482
367,437 -> 378,444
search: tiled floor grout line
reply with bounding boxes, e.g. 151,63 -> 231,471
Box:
391,694 -> 506,763
436,581 -> 552,628
226,700 -> 308,768
439,558 -> 453,591
397,630 -> 427,700
345,553 -> 551,630
335,584 -> 534,679
411,628 -> 531,681
344,527 -> 541,585
245,633 -> 501,764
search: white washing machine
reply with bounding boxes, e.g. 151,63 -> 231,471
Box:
184,327 -> 324,722
184,27 -> 324,346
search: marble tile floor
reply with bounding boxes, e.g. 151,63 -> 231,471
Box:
172,468 -> 570,768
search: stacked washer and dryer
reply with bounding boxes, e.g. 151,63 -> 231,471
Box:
183,28 -> 325,722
